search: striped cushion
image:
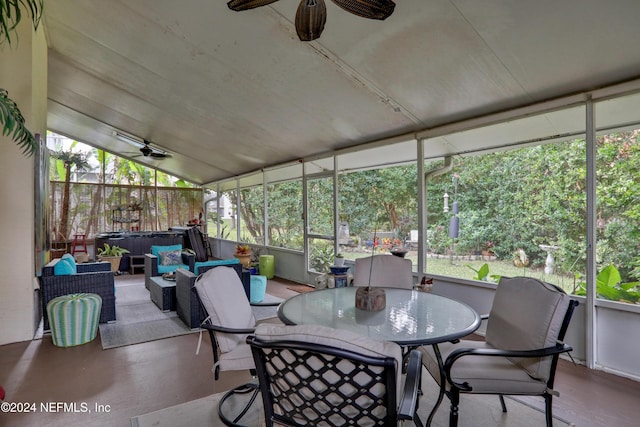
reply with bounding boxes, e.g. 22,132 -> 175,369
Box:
46,293 -> 102,347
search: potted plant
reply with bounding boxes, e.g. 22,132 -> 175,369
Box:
97,243 -> 130,273
334,253 -> 345,267
234,244 -> 252,267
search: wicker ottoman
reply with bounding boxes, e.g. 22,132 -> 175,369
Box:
46,293 -> 102,347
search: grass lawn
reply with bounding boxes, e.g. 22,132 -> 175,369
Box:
342,249 -> 579,295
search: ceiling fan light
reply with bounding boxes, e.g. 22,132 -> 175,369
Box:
227,0 -> 280,11
330,0 -> 395,20
296,0 -> 327,41
114,131 -> 145,148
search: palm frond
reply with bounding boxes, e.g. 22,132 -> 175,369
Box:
0,88 -> 38,157
0,0 -> 44,47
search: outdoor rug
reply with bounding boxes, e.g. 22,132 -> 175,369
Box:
251,293 -> 284,321
131,368 -> 574,427
286,284 -> 315,294
100,282 -> 282,349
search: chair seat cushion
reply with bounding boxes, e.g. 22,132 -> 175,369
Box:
420,340 -> 548,395
218,341 -> 254,373
194,258 -> 239,274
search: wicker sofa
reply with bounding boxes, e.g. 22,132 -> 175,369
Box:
40,258 -> 116,331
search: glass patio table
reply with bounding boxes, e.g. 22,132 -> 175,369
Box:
277,286 -> 480,347
277,286 -> 481,426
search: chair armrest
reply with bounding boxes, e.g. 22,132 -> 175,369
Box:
200,322 -> 256,335
250,301 -> 281,307
444,343 -> 573,390
398,349 -> 422,421
181,252 -> 195,272
144,254 -> 159,277
176,268 -> 196,285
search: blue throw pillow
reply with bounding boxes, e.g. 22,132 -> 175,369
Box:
54,257 -> 76,275
61,253 -> 77,273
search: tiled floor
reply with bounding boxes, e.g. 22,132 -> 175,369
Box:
0,275 -> 638,426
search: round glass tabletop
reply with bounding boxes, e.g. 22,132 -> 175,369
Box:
278,286 -> 481,346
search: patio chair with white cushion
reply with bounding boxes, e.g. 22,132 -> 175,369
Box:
419,276 -> 578,427
354,254 -> 414,289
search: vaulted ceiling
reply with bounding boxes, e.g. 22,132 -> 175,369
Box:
44,0 -> 640,185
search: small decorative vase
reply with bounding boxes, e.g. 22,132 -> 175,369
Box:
334,257 -> 345,267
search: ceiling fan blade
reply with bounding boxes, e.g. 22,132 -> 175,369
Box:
227,0 -> 280,11
149,152 -> 171,159
295,0 -> 327,41
330,0 -> 395,20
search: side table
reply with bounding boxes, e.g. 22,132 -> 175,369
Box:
149,276 -> 176,312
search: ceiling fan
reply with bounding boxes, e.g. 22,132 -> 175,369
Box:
113,131 -> 172,160
137,140 -> 171,159
227,0 -> 396,41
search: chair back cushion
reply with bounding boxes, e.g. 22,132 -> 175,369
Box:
253,323 -> 403,409
353,255 -> 413,289
194,266 -> 255,353
486,276 -> 570,381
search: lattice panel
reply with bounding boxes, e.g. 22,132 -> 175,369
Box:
263,348 -> 391,426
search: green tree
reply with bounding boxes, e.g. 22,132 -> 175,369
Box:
51,149 -> 89,240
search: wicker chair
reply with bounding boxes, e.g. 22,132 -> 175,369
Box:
40,258 -> 116,331
144,246 -> 195,289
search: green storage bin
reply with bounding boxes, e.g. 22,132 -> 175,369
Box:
259,255 -> 275,279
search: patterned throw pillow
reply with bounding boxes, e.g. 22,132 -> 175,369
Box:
159,249 -> 181,266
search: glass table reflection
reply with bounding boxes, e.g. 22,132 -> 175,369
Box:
277,286 -> 481,347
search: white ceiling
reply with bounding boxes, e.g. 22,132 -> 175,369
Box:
44,0 -> 640,185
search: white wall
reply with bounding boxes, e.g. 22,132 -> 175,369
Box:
0,20 -> 47,345
596,304 -> 640,380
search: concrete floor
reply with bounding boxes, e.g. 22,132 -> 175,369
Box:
1,275 -> 638,427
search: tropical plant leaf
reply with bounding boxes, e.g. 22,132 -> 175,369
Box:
597,264 -> 621,288
619,281 -> 640,291
466,262 -> 490,281
0,88 -> 38,156
0,0 -> 44,47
